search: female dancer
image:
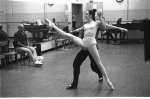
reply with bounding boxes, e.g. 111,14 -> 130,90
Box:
45,9 -> 127,90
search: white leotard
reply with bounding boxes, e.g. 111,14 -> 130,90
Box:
82,37 -> 96,48
82,22 -> 98,48
84,22 -> 97,37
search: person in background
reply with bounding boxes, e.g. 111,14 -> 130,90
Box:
117,18 -> 122,25
49,18 -> 57,31
72,14 -> 80,37
101,17 -> 121,44
14,24 -> 43,65
52,18 -> 56,24
0,24 -> 8,42
72,14 -> 76,30
0,24 -> 9,53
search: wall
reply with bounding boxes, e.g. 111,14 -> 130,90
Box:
1,0 -> 150,38
68,0 -> 149,23
1,0 -> 67,37
84,0 -> 149,39
91,0 -> 149,22
0,0 -> 7,33
149,0 -> 150,18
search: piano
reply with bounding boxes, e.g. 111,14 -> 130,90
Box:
23,22 -> 49,42
107,19 -> 145,41
113,19 -> 150,61
143,19 -> 150,61
113,19 -> 144,31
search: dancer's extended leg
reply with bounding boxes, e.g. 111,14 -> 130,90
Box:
45,18 -> 85,49
88,44 -> 114,90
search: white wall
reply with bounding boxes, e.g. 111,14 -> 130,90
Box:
0,0 -> 7,34
2,0 -> 67,37
0,0 -> 7,22
1,0 -> 150,37
91,0 -> 149,22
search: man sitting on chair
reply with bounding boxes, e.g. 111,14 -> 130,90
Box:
14,24 -> 43,65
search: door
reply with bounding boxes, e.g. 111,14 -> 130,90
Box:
72,4 -> 83,29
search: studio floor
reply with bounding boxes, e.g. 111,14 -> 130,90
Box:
1,41 -> 150,97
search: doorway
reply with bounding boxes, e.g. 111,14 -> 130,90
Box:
72,4 -> 83,29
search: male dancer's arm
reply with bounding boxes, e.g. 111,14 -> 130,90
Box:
70,26 -> 84,34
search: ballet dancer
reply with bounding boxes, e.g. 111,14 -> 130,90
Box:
45,9 -> 128,90
66,9 -> 103,90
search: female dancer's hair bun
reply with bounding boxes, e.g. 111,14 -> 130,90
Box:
92,9 -> 96,21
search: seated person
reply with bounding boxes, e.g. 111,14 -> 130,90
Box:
0,24 -> 8,42
52,18 -> 56,24
48,18 -> 57,32
101,29 -> 119,44
0,24 -> 9,52
116,18 -> 127,39
117,18 -> 122,25
14,24 -> 43,65
102,17 -> 127,44
101,17 -> 118,44
102,28 -> 127,45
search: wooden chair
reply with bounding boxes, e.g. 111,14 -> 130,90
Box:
0,54 -> 7,69
54,33 -> 67,50
62,26 -> 73,48
0,40 -> 18,69
101,29 -> 127,44
13,41 -> 30,65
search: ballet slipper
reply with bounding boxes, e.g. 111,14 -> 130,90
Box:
44,18 -> 55,27
106,79 -> 114,90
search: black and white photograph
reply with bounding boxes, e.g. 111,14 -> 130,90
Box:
0,0 -> 150,97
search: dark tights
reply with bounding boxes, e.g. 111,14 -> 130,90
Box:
72,49 -> 103,85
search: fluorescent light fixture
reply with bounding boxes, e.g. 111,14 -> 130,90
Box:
11,0 -> 75,4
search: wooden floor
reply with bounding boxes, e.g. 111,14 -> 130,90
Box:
1,41 -> 150,97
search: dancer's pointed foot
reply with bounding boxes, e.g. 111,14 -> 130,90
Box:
107,80 -> 114,90
44,18 -> 55,27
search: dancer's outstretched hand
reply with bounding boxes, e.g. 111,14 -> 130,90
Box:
44,18 -> 55,27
